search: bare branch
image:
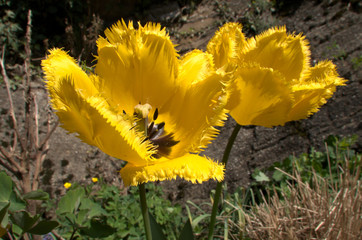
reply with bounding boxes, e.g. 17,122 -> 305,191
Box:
33,94 -> 39,147
24,9 -> 32,86
0,46 -> 27,153
0,146 -> 26,173
21,9 -> 33,182
39,119 -> 59,150
0,154 -> 19,175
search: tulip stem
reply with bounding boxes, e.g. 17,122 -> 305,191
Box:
208,123 -> 241,240
139,183 -> 152,240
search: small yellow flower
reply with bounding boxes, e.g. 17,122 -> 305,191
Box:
92,177 -> 98,183
42,20 -> 231,186
207,23 -> 346,127
64,182 -> 71,189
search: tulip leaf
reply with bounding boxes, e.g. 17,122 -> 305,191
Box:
23,190 -> 49,201
178,219 -> 194,240
27,220 -> 59,235
148,211 -> 166,240
0,172 -> 13,203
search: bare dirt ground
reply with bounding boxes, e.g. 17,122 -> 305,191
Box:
1,0 -> 361,205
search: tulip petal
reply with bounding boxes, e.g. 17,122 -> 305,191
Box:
242,26 -> 310,82
160,50 -> 230,157
207,22 -> 247,68
42,49 -> 152,165
120,154 -> 224,186
42,48 -> 98,104
95,20 -> 179,114
229,65 -> 293,127
288,61 -> 346,121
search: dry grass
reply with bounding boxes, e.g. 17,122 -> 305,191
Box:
244,159 -> 361,240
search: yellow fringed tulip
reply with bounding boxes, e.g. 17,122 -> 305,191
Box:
207,23 -> 346,127
42,20 -> 231,186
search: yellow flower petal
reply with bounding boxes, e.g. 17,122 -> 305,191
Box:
288,61 -> 346,121
120,154 -> 224,186
95,20 -> 179,115
64,182 -> 71,189
241,26 -> 310,82
42,48 -> 98,106
229,64 -> 293,127
207,22 -> 247,68
42,49 -> 151,165
160,50 -> 230,157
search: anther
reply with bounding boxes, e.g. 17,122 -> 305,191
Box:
153,108 -> 159,121
148,122 -> 155,134
157,122 -> 165,130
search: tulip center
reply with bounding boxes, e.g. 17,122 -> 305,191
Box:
133,103 -> 179,158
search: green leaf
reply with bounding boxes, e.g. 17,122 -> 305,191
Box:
178,219 -> 194,240
74,209 -> 87,226
0,202 -> 10,228
190,214 -> 210,228
57,187 -> 85,214
149,211 -> 166,240
27,220 -> 59,235
79,198 -> 106,219
23,190 -> 49,201
8,191 -> 26,212
0,172 -> 13,203
272,170 -> 284,182
10,211 -> 39,232
253,170 -> 270,182
80,218 -> 116,238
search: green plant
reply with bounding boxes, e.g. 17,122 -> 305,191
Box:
0,1 -> 22,55
0,171 -> 58,239
325,41 -> 347,60
186,184 -> 254,240
250,135 -> 360,202
240,0 -> 278,35
51,180 -> 188,240
245,153 -> 361,239
351,55 -> 362,70
53,183 -> 115,239
203,135 -> 360,239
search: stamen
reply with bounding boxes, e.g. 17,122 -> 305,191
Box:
132,103 -> 179,158
153,108 -> 158,121
157,122 -> 165,130
149,122 -> 165,140
147,122 -> 155,134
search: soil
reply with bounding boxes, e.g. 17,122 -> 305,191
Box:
1,0 -> 361,206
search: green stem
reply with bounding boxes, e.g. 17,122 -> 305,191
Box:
139,183 -> 152,240
208,123 -> 241,240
